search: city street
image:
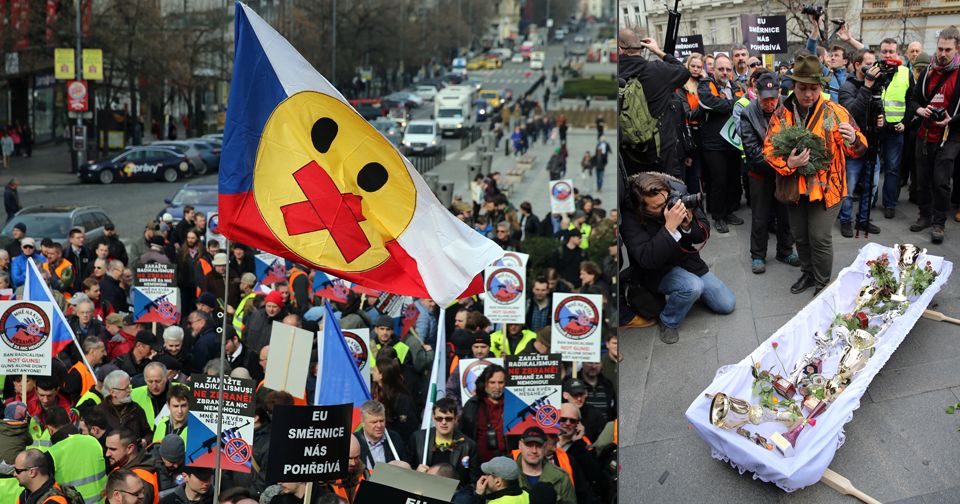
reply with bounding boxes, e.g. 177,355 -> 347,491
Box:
619,197 -> 960,502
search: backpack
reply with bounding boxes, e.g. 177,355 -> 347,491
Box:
57,485 -> 84,504
619,77 -> 661,159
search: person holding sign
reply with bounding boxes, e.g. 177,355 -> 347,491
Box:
408,397 -> 480,489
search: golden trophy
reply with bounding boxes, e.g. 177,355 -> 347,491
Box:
823,345 -> 871,402
709,392 -> 803,430
891,243 -> 925,302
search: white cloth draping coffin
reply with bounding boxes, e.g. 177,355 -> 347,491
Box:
685,243 -> 954,491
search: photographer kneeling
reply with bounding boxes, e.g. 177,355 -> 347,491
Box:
622,172 -> 736,344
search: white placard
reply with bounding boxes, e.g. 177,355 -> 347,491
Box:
484,266 -> 526,324
0,301 -> 54,376
550,293 -> 603,362
549,179 -> 575,214
206,212 -> 226,250
494,251 -> 529,270
263,321 -> 313,399
458,357 -> 503,405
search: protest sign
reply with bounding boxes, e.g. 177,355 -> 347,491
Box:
720,115 -> 742,150
459,357 -> 503,405
551,293 -> 603,363
0,301 -> 54,376
676,35 -> 705,58
374,293 -> 409,318
135,263 -> 176,287
503,353 -> 562,435
206,212 -> 226,250
741,15 -> 788,54
494,251 -> 529,270
549,179 -> 575,214
185,374 -> 255,473
341,327 -> 371,391
267,404 -> 352,482
263,321 -> 313,399
355,480 -> 453,504
484,266 -> 526,324
255,253 -> 287,285
313,271 -> 352,303
132,287 -> 180,325
361,463 -> 459,503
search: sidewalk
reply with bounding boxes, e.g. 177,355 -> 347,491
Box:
425,127 -> 617,218
4,142 -> 78,186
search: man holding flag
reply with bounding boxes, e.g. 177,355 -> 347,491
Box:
407,397 -> 480,489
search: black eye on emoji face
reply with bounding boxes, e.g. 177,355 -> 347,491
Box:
312,117 -> 388,193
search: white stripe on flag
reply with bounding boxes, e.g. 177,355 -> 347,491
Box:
420,307 -> 446,431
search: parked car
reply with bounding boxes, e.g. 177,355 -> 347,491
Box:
171,139 -> 222,171
201,133 -> 223,146
158,183 -> 218,224
148,141 -> 211,175
80,147 -> 192,184
369,118 -> 402,147
510,53 -> 524,63
0,206 -> 113,249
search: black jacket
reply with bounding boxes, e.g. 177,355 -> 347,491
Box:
697,77 -> 739,151
65,245 -> 94,292
618,53 -> 690,152
99,275 -> 128,312
839,76 -> 873,129
4,184 -> 20,217
90,235 -> 129,266
740,99 -> 778,172
909,66 -> 960,137
407,428 -> 480,487
549,245 -> 586,289
621,180 -> 711,293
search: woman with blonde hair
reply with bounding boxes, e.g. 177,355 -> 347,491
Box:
677,53 -> 705,193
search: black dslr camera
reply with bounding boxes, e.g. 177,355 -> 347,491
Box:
665,180 -> 704,211
801,4 -> 824,18
929,107 -> 947,121
870,58 -> 902,90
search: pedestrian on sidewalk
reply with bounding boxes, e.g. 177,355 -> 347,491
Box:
544,87 -> 551,112
558,115 -> 568,144
595,137 -> 610,191
581,151 -> 594,180
595,115 -> 605,139
511,127 -> 523,157
1,131 -> 13,169
18,122 -> 32,158
4,178 -> 21,223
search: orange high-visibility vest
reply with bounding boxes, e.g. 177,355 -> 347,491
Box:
287,267 -> 308,309
69,361 -> 96,397
130,467 -> 159,504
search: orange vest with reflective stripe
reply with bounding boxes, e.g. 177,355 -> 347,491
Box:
332,473 -> 365,502
130,467 -> 159,504
69,361 -> 96,397
287,267 -> 308,309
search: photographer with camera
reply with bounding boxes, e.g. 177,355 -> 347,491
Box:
763,55 -> 867,295
909,26 -> 960,244
740,72 -> 800,274
838,49 -> 885,238
875,38 -> 914,220
805,13 -> 864,101
621,172 -> 735,344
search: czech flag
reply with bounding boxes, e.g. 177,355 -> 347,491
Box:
219,3 -> 503,306
315,301 -> 371,429
24,258 -> 95,375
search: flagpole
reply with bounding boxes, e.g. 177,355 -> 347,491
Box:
421,306 -> 445,467
213,238 -> 231,504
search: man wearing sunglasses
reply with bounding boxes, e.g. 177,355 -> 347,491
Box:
11,237 -> 45,288
105,469 -> 145,504
13,448 -> 69,504
409,397 -> 479,490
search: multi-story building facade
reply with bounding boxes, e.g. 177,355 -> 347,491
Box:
860,0 -> 960,49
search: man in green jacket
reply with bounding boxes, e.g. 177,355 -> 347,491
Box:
515,427 -> 575,504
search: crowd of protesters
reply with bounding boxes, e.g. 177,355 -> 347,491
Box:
618,21 -> 960,343
0,152 -> 619,503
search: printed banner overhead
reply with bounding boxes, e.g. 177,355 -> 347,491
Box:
186,374 -> 256,473
503,353 -> 563,435
549,179 -> 576,214
82,48 -> 102,80
54,48 -> 74,79
483,265 -> 526,324
267,404 -> 352,482
676,35 -> 705,58
0,301 -> 54,376
740,15 -> 788,54
218,3 -> 503,305
551,293 -> 603,362
459,357 -> 503,405
133,287 -> 180,325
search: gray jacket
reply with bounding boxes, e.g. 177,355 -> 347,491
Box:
740,98 -> 778,171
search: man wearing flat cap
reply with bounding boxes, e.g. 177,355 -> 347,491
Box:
764,54 -> 867,295
476,456 -> 529,503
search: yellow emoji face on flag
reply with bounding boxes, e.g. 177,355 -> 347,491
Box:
253,91 -> 416,272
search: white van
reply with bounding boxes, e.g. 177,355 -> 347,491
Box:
434,91 -> 475,137
530,51 -> 545,70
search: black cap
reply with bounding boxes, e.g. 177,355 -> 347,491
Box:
374,315 -> 394,328
564,379 -> 586,395
104,222 -> 116,230
756,73 -> 780,99
156,354 -> 182,371
135,330 -> 158,346
13,222 -> 26,233
521,426 -> 546,444
182,466 -> 214,480
472,331 -> 491,347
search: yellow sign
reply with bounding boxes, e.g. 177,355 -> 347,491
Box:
54,48 -> 75,80
83,49 -> 103,80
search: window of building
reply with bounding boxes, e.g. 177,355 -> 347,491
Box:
730,17 -> 740,44
708,18 -> 717,44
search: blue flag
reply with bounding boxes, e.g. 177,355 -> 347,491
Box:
314,300 -> 372,408
24,258 -> 94,375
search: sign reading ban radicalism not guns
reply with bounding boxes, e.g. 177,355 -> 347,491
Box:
186,375 -> 256,473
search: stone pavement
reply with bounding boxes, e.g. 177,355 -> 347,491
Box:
3,141 -> 79,186
618,194 -> 960,502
